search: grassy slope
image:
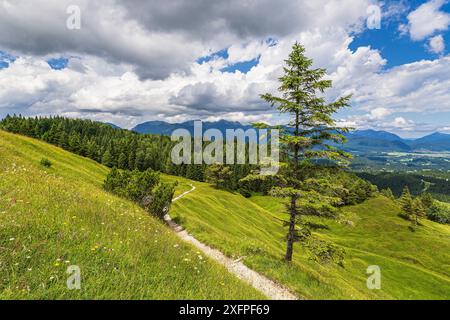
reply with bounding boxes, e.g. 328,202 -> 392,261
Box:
166,177 -> 450,300
0,131 -> 264,299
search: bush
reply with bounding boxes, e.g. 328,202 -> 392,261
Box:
103,168 -> 176,219
238,188 -> 252,198
148,182 -> 177,219
239,173 -> 286,196
205,164 -> 233,189
428,202 -> 450,225
40,158 -> 52,168
104,168 -> 159,201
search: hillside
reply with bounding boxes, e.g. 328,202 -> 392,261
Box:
409,132 -> 450,151
0,130 -> 263,299
342,130 -> 412,152
167,177 -> 450,299
2,130 -> 449,300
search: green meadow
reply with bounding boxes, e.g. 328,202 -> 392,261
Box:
167,177 -> 450,299
0,130 -> 263,299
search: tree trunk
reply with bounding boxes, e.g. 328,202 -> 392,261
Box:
294,110 -> 300,171
285,195 -> 297,262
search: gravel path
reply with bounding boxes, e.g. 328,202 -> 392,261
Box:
164,184 -> 298,300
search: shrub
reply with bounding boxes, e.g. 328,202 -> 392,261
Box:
40,158 -> 52,168
104,168 -> 159,202
428,202 -> 450,225
103,168 -> 176,219
147,182 -> 177,219
238,188 -> 252,198
205,163 -> 233,189
238,173 -> 286,195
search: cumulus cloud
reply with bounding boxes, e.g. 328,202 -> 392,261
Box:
0,0 -> 372,80
0,0 -> 380,126
405,0 -> 450,41
428,34 -> 446,54
335,55 -> 450,133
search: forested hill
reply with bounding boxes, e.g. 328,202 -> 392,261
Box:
0,115 -> 254,187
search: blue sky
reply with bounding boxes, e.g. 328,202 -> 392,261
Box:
350,0 -> 450,69
195,1 -> 450,74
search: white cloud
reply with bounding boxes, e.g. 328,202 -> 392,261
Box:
0,0 -> 383,127
391,117 -> 415,130
406,0 -> 450,41
0,0 -> 449,136
0,0 -> 372,80
428,35 -> 446,54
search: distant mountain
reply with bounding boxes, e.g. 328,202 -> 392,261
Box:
348,129 -> 404,142
408,132 -> 450,151
132,120 -> 450,152
342,130 -> 412,153
132,120 -> 253,136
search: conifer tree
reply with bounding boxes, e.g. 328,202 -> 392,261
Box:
411,198 -> 427,226
419,192 -> 434,210
381,188 -> 395,200
261,43 -> 352,262
399,186 -> 413,218
118,153 -> 128,169
102,150 -> 113,167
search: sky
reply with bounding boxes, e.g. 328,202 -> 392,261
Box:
0,0 -> 450,138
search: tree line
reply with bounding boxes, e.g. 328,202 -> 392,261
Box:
0,115 -> 255,186
381,186 -> 449,226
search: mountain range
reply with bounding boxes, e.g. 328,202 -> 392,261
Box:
344,130 -> 450,152
110,120 -> 450,152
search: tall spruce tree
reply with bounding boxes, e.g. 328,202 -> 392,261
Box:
399,186 -> 413,217
411,198 -> 426,226
261,43 -> 352,262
